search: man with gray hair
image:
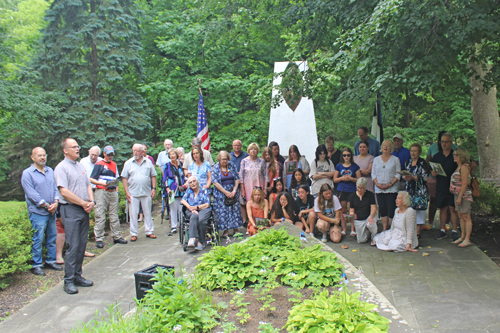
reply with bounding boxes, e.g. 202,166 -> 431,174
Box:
121,143 -> 157,241
54,138 -> 95,294
80,146 -> 102,190
156,139 -> 174,175
183,137 -> 214,172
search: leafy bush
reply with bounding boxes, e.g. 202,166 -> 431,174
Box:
471,180 -> 500,216
72,268 -> 219,333
196,229 -> 345,290
0,202 -> 33,289
285,290 -> 390,332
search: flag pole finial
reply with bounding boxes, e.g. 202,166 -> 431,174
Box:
197,78 -> 202,94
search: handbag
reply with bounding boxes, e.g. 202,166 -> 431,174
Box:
469,176 -> 480,198
224,195 -> 238,206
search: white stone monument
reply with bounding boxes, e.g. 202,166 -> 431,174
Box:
268,61 -> 318,163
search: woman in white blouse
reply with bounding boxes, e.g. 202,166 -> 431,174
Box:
371,139 -> 401,231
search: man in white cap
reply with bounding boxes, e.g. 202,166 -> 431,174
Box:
89,145 -> 127,248
392,134 -> 411,190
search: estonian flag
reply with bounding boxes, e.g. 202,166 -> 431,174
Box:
371,96 -> 383,143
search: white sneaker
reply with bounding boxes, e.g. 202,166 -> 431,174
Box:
321,234 -> 327,242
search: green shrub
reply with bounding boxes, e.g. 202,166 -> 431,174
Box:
471,180 -> 500,216
0,202 -> 33,289
285,290 -> 390,332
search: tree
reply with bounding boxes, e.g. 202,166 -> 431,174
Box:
34,0 -> 151,164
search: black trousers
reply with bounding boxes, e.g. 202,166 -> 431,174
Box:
60,204 -> 89,282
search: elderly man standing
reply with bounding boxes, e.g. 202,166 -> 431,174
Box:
21,147 -> 62,276
156,139 -> 173,174
54,138 -> 95,294
392,134 -> 411,190
183,137 -> 214,172
431,133 -> 459,241
354,127 -> 381,157
121,144 -> 157,241
90,146 -> 127,248
80,146 -> 102,190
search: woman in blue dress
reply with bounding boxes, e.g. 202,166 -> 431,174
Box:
212,151 -> 243,237
186,147 -> 212,190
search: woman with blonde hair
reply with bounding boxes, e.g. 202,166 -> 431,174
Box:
246,188 -> 269,236
239,143 -> 268,204
450,148 -> 473,247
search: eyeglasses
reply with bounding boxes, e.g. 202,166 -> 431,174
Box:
253,186 -> 262,190
343,154 -> 351,157
356,186 -> 366,190
69,145 -> 81,150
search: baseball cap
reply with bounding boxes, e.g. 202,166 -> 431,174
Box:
103,146 -> 115,154
392,134 -> 403,140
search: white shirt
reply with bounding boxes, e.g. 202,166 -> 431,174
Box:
314,195 -> 342,218
371,155 -> 401,193
80,156 -> 102,189
156,151 -> 171,173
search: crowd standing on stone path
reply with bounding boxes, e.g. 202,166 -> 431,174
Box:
21,128 -> 476,294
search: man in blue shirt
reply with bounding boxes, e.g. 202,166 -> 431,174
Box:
21,147 -> 62,276
230,139 -> 248,172
354,127 -> 381,157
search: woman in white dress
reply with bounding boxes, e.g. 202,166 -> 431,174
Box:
373,191 -> 418,252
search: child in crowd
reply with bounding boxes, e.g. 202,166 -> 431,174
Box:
290,168 -> 309,200
314,183 -> 342,243
268,177 -> 285,210
270,192 -> 297,225
246,188 -> 269,236
294,184 -> 316,234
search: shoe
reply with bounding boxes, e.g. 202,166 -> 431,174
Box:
341,231 -> 346,236
422,224 -> 433,231
74,276 -> 94,287
64,281 -> 78,294
45,262 -> 63,271
435,230 -> 447,240
350,231 -> 356,237
146,234 -> 157,239
451,232 -> 459,242
171,228 -> 177,234
452,237 -> 464,244
56,261 -> 64,265
321,234 -> 327,243
188,239 -> 196,247
130,236 -> 137,242
113,238 -> 128,244
458,240 -> 472,247
195,243 -> 204,251
31,267 -> 46,276
96,241 -> 104,248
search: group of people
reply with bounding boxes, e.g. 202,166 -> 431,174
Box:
21,128 -> 475,293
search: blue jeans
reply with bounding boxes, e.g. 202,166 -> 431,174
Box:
29,212 -> 57,268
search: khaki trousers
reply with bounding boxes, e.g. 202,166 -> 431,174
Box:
94,189 -> 121,241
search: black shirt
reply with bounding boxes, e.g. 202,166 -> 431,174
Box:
295,194 -> 315,216
431,150 -> 457,194
349,190 -> 376,220
328,149 -> 342,166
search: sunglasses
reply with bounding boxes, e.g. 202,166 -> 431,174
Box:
343,154 -> 351,157
273,177 -> 282,181
253,186 -> 263,190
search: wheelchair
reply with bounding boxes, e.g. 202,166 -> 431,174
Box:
179,201 -> 220,252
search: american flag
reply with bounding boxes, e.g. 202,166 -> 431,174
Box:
197,92 -> 211,152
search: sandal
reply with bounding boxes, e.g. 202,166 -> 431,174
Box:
458,240 -> 472,247
146,234 -> 157,239
84,251 -> 95,257
452,237 -> 464,245
350,231 -> 356,237
341,231 -> 346,236
56,261 -> 64,265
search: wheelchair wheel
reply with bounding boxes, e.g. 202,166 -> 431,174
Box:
178,210 -> 183,244
210,214 -> 221,246
182,221 -> 189,252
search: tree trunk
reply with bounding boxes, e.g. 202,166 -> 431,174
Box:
469,61 -> 500,179
405,90 -> 410,127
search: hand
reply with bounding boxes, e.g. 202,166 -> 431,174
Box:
367,216 -> 375,225
47,203 -> 58,214
166,188 -> 172,195
403,175 -> 413,182
84,201 -> 95,213
431,170 -> 438,177
405,244 -> 417,252
456,198 -> 462,206
298,211 -> 303,218
126,192 -> 132,203
150,189 -> 156,198
203,184 -> 210,189
226,191 -> 234,198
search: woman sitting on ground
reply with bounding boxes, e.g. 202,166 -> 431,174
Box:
315,183 -> 342,243
310,145 -> 335,197
450,148 -> 474,247
180,176 -> 212,251
285,145 -> 310,190
163,148 -> 186,234
373,191 -> 418,252
349,178 -> 378,244
186,147 -> 212,190
268,177 -> 285,209
270,191 -> 297,225
403,143 -> 429,238
290,168 -> 308,200
212,151 -> 242,238
294,184 -> 316,234
246,187 -> 269,236
333,147 -> 361,237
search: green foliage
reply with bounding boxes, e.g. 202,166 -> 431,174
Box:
0,202 -> 32,289
471,181 -> 500,217
285,290 -> 390,333
195,228 -> 344,290
73,268 -> 219,333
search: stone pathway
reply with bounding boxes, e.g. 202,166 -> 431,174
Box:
2,213 -> 500,332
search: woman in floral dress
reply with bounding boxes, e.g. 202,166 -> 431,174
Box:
239,143 -> 268,204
